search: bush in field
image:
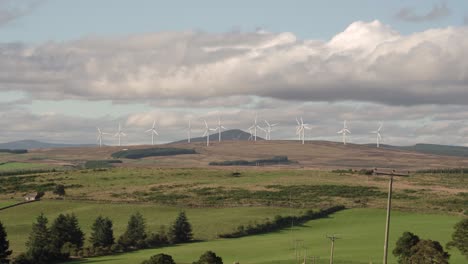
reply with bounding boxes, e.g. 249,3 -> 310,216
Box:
193,251 -> 223,264
141,253 -> 175,264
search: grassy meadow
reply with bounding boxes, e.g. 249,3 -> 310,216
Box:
0,200 -> 303,255
66,209 -> 465,264
0,161 -> 49,171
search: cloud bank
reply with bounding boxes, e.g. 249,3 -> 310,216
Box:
1,20 -> 468,106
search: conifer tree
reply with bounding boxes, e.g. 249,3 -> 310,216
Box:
119,212 -> 147,249
90,216 -> 114,247
25,214 -> 55,264
0,221 -> 12,264
168,211 -> 192,244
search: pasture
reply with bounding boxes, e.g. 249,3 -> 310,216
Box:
68,209 -> 465,264
0,200 -> 303,255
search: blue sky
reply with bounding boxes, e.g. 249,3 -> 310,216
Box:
0,0 -> 468,146
2,0 -> 467,43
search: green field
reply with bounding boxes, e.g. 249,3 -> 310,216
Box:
0,200 -> 20,209
68,209 -> 464,264
0,162 -> 48,171
0,200 -> 303,255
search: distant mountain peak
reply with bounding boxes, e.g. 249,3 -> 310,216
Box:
171,129 -> 264,144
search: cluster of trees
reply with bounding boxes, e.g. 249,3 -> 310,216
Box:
209,156 -> 290,166
111,148 -> 196,159
141,251 -> 223,264
219,206 -> 345,238
0,211 -> 192,264
0,149 -> 28,154
393,219 -> 468,264
84,160 -> 122,169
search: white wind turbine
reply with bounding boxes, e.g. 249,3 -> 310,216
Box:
114,122 -> 127,146
96,128 -> 111,147
214,116 -> 227,142
202,120 -> 216,146
145,120 -> 159,145
248,113 -> 262,141
371,122 -> 383,148
295,117 -> 311,144
261,120 -> 278,140
337,120 -> 351,145
187,120 -> 192,143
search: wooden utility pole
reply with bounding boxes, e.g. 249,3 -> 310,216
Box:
326,234 -> 339,264
372,168 -> 409,264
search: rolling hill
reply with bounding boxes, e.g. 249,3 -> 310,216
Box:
0,140 -> 93,150
171,129 -> 263,144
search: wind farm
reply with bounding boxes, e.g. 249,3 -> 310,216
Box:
0,1 -> 467,264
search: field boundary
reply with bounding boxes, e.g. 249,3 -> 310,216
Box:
0,200 -> 36,211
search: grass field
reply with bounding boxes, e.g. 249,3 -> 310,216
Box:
0,200 -> 20,209
68,209 -> 464,264
0,162 -> 48,171
0,200 -> 303,255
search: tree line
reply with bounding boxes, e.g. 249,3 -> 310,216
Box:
0,215 -> 466,263
0,211 -> 193,264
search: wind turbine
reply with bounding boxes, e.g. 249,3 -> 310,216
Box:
337,120 -> 351,145
202,120 -> 216,146
187,120 -> 191,143
249,113 -> 261,141
114,122 -> 127,146
371,122 -> 383,148
96,128 -> 110,147
262,120 -> 278,140
145,120 -> 159,145
295,117 -> 310,144
214,116 -> 227,142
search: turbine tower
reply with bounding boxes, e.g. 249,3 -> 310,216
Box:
337,120 -> 351,145
371,122 -> 383,148
214,116 -> 227,142
262,120 -> 278,140
114,122 -> 127,146
96,128 -> 110,147
249,113 -> 261,141
145,120 -> 159,145
202,120 -> 216,146
295,117 -> 310,144
187,120 -> 191,143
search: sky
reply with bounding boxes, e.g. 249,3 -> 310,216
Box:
0,0 -> 468,146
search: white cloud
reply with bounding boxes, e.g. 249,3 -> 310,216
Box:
0,20 -> 467,106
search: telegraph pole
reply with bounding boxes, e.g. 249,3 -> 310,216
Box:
372,168 -> 409,264
326,234 -> 339,264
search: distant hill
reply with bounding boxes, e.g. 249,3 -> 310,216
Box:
171,129 -> 264,144
0,140 -> 93,150
367,143 -> 468,158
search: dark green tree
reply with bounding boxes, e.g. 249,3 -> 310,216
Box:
0,221 -> 12,264
25,214 -> 55,264
409,239 -> 449,264
50,214 -> 84,256
193,251 -> 223,264
141,253 -> 175,264
53,185 -> 65,196
118,212 -> 147,249
393,231 -> 420,264
447,218 -> 468,259
168,211 -> 192,244
90,216 -> 114,247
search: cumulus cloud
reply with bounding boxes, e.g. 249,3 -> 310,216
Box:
0,0 -> 43,27
0,20 -> 467,106
395,2 -> 451,22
